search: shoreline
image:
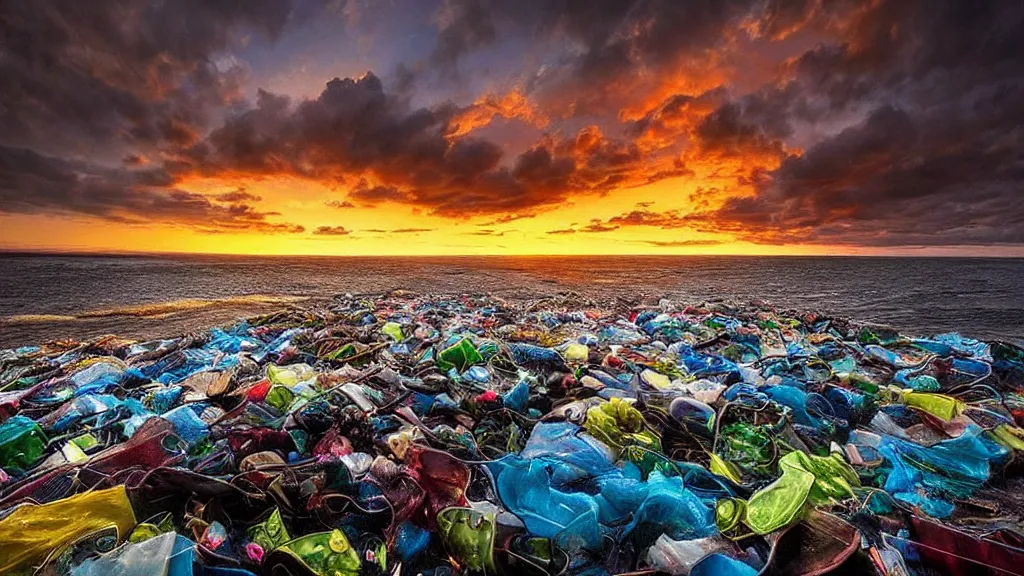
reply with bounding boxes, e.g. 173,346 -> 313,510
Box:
3,290 -> 1020,351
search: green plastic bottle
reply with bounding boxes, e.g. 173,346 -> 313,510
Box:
0,415 -> 47,471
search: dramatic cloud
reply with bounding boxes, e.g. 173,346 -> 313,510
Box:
692,104 -> 1024,246
0,146 -> 305,234
346,180 -> 410,205
430,0 -> 497,74
2,0 -> 1023,251
446,90 -> 548,138
176,73 -> 664,217
0,0 -> 321,160
685,0 -> 1024,246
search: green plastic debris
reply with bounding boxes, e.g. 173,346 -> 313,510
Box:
0,415 -> 47,471
745,458 -> 814,534
437,338 -> 483,372
719,423 -> 775,473
715,498 -> 747,533
476,340 -> 500,361
272,529 -> 361,576
904,391 -> 962,421
779,450 -> 860,505
265,385 -> 296,412
70,432 -> 99,452
990,424 -> 1024,452
437,507 -> 497,573
381,321 -> 404,342
708,453 -> 743,484
623,445 -> 676,477
326,343 -> 358,361
267,363 -> 315,386
847,373 -> 881,395
60,441 -> 88,463
583,398 -> 661,455
248,508 -> 291,552
288,429 -> 309,454
745,449 -> 859,535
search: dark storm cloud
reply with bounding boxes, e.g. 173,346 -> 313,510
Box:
3,0 -> 1024,250
692,102 -> 1024,246
0,0 -> 323,158
688,0 -> 1024,246
347,180 -> 409,204
178,72 -> 653,217
122,154 -> 149,166
0,145 -> 304,234
426,0 -> 761,113
431,0 -> 496,74
754,0 -> 820,40
628,88 -> 727,139
694,102 -> 787,160
0,0 -> 330,233
424,0 -> 1024,247
430,0 -> 756,73
313,225 -> 351,236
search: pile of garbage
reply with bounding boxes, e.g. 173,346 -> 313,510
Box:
1,292 -> 1022,576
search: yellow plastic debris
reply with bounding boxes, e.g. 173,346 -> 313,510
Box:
0,486 -> 137,573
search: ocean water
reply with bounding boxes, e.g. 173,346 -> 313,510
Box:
1,254 -> 1022,347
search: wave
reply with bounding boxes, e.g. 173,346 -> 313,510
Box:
0,295 -> 308,324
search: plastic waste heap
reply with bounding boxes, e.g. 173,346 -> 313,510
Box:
0,292 -> 1022,575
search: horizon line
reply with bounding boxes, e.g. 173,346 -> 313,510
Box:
2,248 -> 1024,259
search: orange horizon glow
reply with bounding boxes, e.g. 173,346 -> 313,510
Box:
4,168 -> 1023,257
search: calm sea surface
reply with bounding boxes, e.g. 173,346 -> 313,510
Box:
1,254 -> 1022,347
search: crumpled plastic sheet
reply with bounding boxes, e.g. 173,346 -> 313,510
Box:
0,292 -> 1022,575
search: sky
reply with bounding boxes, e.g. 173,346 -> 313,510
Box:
1,0 -> 1023,256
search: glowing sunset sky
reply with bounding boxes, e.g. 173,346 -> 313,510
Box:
1,0 -> 1023,255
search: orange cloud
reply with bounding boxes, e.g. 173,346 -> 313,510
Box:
446,89 -> 548,138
